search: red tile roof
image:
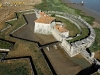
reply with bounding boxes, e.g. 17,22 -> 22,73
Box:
34,12 -> 55,24
55,25 -> 68,33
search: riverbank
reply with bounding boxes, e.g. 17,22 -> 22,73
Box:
62,0 -> 100,24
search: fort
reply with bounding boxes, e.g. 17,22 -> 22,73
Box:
0,8 -> 100,74
34,9 -> 100,73
34,9 -> 95,57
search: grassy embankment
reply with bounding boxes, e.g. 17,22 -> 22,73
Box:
0,59 -> 32,75
5,40 -> 52,75
0,54 -> 3,58
0,40 -> 12,49
68,28 -> 89,43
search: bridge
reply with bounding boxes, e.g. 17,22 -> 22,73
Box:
39,41 -> 61,50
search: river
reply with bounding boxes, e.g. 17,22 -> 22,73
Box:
63,0 -> 100,23
70,0 -> 100,15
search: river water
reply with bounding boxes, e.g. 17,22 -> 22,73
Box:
70,0 -> 100,15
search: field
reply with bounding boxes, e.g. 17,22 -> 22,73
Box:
0,54 -> 3,58
0,40 -> 13,49
0,59 -> 32,75
68,28 -> 89,43
5,40 -> 52,75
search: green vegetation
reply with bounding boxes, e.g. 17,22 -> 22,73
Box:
79,14 -> 95,25
35,0 -> 95,24
68,28 -> 89,43
51,14 -> 56,17
89,28 -> 100,52
0,60 -> 31,75
7,12 -> 26,32
6,40 -> 52,75
0,54 -> 3,58
0,40 -> 12,49
35,0 -> 77,14
55,16 -> 80,37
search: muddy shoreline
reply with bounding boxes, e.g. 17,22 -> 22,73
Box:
62,0 -> 100,24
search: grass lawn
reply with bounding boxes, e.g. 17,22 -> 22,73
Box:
89,28 -> 100,52
0,59 -> 32,75
68,28 -> 89,43
0,54 -> 3,58
0,40 -> 13,49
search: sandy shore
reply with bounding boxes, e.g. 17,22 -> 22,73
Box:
62,0 -> 100,24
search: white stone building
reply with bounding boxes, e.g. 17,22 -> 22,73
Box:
34,11 -> 55,34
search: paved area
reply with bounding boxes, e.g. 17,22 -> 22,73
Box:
13,13 -> 56,45
43,45 -> 82,75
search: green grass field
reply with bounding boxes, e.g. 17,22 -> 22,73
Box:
0,40 -> 13,49
68,28 -> 89,43
0,54 -> 3,58
0,59 -> 32,75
